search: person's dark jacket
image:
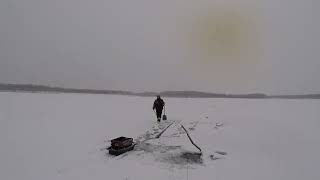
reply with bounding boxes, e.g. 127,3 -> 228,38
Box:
153,98 -> 165,111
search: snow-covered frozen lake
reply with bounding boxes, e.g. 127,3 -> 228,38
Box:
1,92 -> 319,180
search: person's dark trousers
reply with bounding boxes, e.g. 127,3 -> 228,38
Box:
156,108 -> 163,121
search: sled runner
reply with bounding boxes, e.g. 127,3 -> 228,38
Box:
108,144 -> 136,156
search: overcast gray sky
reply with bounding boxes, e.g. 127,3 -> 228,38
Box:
0,0 -> 319,94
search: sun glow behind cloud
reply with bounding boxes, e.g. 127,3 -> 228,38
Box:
165,1 -> 265,91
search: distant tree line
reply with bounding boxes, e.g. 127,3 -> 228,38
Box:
1,83 -> 319,99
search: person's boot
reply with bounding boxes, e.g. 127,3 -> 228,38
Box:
157,118 -> 161,122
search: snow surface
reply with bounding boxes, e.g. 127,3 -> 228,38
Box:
1,92 -> 320,180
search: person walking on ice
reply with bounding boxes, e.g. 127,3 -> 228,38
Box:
153,95 -> 165,122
